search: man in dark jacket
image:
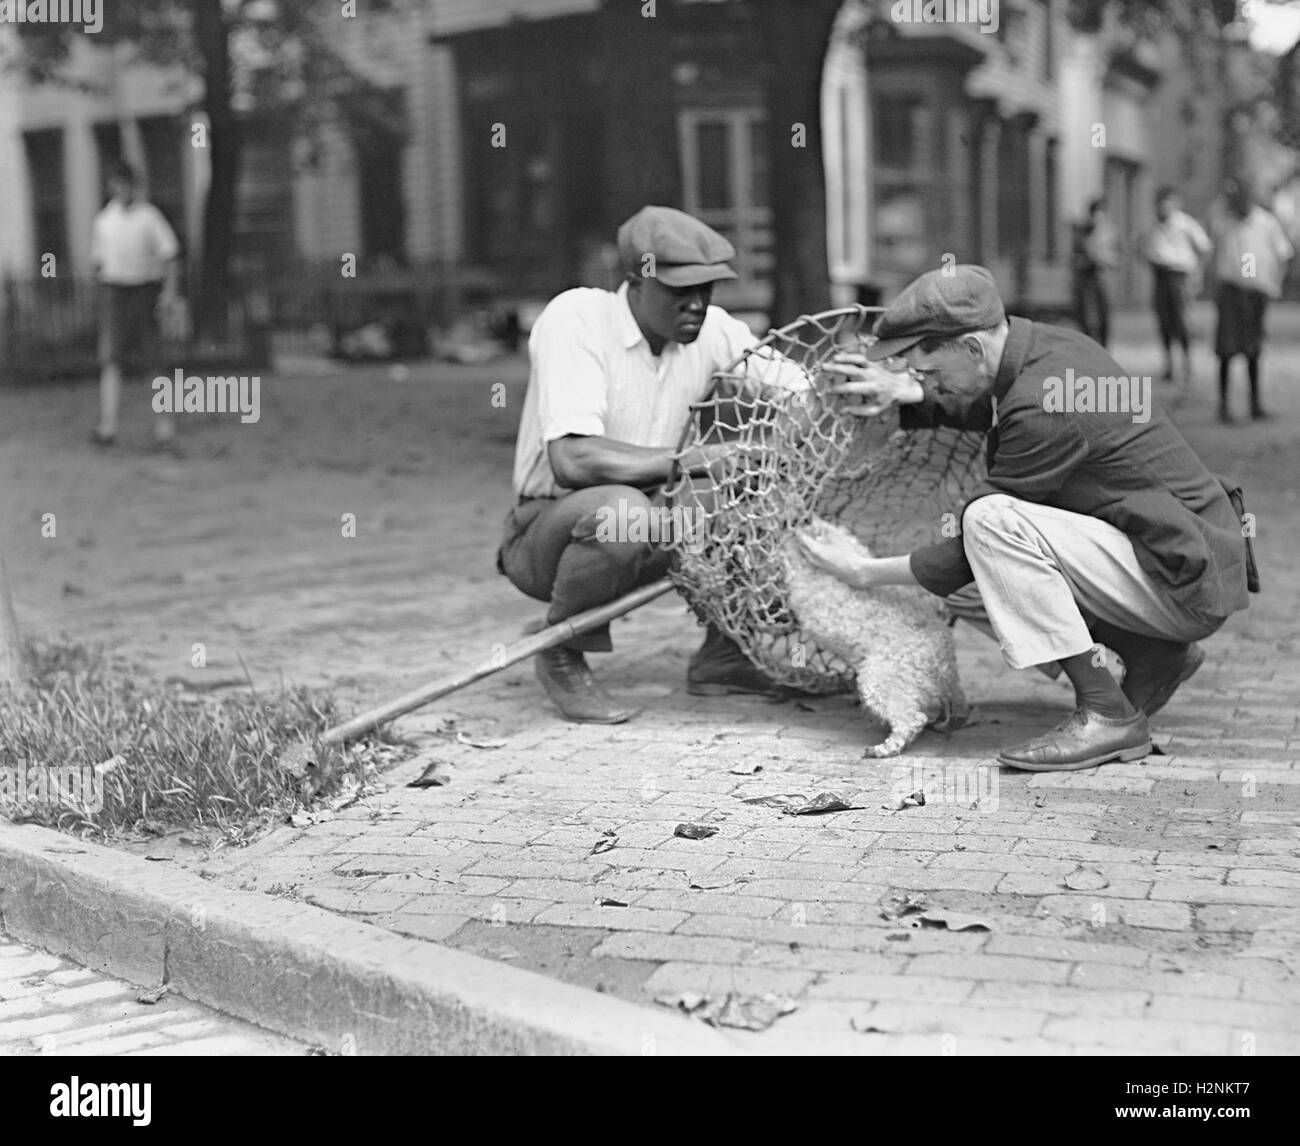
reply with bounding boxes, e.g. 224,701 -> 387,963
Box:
796,265 -> 1250,771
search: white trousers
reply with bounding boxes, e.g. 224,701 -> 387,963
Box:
949,494 -> 1221,670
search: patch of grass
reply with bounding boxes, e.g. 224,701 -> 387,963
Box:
0,641 -> 395,843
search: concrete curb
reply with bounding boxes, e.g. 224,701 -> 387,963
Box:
0,823 -> 742,1055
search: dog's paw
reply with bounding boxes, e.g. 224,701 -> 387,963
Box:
862,740 -> 904,759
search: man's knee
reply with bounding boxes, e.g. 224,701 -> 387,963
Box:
568,485 -> 656,545
961,493 -> 1023,555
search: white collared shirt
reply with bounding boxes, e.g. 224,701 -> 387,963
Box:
513,283 -> 802,499
1214,206 -> 1294,299
1145,209 -> 1211,274
91,199 -> 180,285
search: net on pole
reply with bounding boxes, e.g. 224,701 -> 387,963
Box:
662,306 -> 989,694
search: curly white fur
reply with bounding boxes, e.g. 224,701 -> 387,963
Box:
781,517 -> 965,757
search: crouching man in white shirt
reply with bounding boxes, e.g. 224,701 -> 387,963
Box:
500,205 -> 797,723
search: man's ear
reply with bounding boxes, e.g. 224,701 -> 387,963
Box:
961,334 -> 984,361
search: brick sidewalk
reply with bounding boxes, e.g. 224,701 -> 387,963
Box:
2,305 -> 1298,1053
0,935 -> 310,1055
199,592 -> 1300,1054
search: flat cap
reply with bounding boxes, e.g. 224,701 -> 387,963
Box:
617,205 -> 738,288
865,264 -> 1005,360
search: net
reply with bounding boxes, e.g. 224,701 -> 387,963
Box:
663,306 -> 989,694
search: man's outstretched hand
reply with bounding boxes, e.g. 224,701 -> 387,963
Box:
823,352 -> 925,418
794,526 -> 872,588
794,527 -> 920,590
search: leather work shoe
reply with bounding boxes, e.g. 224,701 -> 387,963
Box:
1121,642 -> 1205,717
535,647 -> 635,724
687,625 -> 777,697
998,707 -> 1151,772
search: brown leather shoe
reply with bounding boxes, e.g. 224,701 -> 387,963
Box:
1122,642 -> 1205,717
535,647 -> 635,724
998,707 -> 1151,772
687,625 -> 777,697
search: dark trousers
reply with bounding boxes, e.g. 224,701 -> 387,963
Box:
1152,267 -> 1190,353
498,485 -> 674,653
98,281 -> 162,370
1073,267 -> 1110,348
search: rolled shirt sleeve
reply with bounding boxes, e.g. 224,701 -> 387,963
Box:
530,294 -> 610,442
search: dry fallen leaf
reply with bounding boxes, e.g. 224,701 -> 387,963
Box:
912,911 -> 992,933
1065,868 -> 1109,891
407,761 -> 451,788
674,823 -> 719,840
711,993 -> 798,1032
137,986 -> 168,1005
590,836 -> 618,855
657,991 -> 709,1014
786,792 -> 852,816
742,793 -> 807,810
688,874 -> 738,890
455,731 -> 507,750
729,761 -> 763,775
850,1013 -> 901,1034
882,791 -> 927,811
879,893 -> 928,921
656,991 -> 797,1032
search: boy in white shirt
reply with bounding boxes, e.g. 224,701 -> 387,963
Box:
1144,186 -> 1211,389
90,161 -> 183,450
1212,178 -> 1294,422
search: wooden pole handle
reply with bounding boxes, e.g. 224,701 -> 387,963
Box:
320,578 -> 676,747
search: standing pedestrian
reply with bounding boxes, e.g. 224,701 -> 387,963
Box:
1144,186 -> 1211,391
1072,198 -> 1120,348
90,161 -> 184,451
1212,178 -> 1294,423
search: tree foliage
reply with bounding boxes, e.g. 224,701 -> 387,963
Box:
1066,0 -> 1288,189
7,1 -> 403,336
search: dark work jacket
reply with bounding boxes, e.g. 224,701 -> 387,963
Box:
906,318 -> 1250,621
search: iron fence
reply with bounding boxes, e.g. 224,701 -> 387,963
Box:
0,276 -> 271,384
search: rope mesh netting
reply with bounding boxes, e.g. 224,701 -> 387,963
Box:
663,306 -> 989,694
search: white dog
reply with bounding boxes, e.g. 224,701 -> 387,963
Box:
781,517 -> 966,757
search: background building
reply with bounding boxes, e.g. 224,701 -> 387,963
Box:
1,0 -> 1293,345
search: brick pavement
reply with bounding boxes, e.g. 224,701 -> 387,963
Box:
0,935 -> 310,1055
2,306 -> 1298,1053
